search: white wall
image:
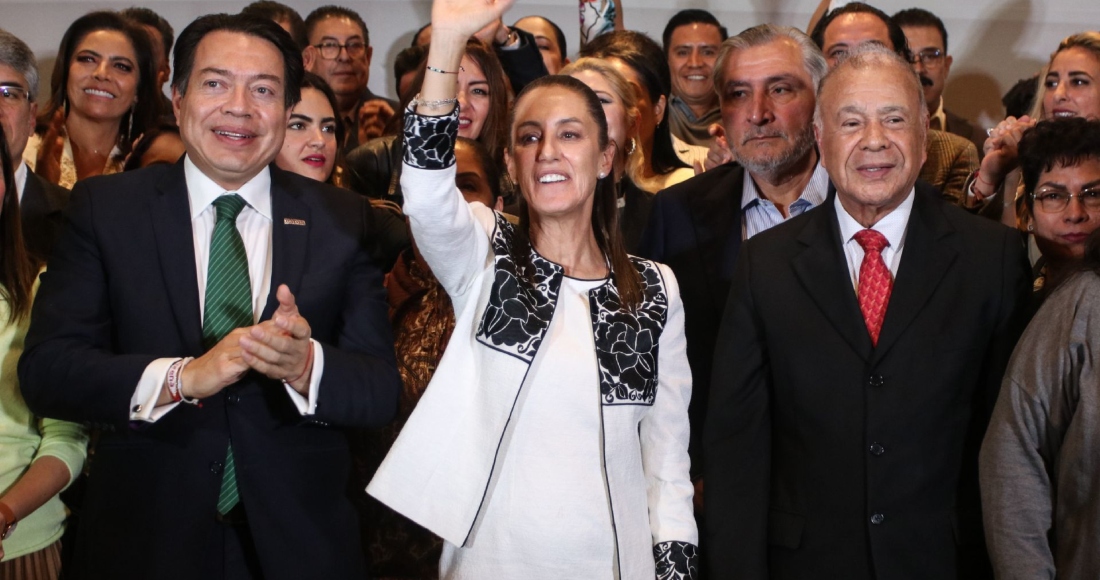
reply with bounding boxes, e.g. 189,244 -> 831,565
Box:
3,0 -> 1097,129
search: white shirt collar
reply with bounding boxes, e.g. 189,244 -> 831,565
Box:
741,162 -> 830,210
932,96 -> 947,130
14,161 -> 28,203
835,186 -> 916,251
183,155 -> 272,221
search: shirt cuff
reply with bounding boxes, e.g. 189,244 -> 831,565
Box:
130,357 -> 180,422
402,105 -> 458,170
282,338 -> 323,416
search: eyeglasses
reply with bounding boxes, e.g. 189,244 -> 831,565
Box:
1030,188 -> 1100,212
0,85 -> 29,107
313,41 -> 367,60
909,48 -> 946,67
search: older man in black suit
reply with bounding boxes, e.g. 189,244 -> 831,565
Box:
639,24 -> 830,484
0,29 -> 70,263
705,44 -> 1029,579
19,14 -> 399,580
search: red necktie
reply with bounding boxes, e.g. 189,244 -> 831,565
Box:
854,229 -> 893,346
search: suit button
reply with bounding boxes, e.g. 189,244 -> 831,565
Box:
868,375 -> 884,388
227,392 -> 240,404
210,461 -> 224,475
869,443 -> 885,456
870,513 -> 885,525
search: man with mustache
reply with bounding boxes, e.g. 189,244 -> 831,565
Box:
894,7 -> 986,154
639,24 -> 830,503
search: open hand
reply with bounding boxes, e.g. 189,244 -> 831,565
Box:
431,0 -> 516,40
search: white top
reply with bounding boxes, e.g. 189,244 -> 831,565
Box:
14,161 -> 28,203
835,188 -> 915,290
128,156 -> 323,422
441,275 -> 617,578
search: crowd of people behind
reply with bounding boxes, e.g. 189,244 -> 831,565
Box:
0,0 -> 1097,578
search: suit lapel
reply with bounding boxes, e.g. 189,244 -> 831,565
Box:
792,194 -> 874,361
871,186 -> 957,362
687,164 -> 745,313
152,162 -> 204,352
262,167 -> 311,321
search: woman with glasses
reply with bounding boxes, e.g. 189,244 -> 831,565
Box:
1015,117 -> 1100,300
24,11 -> 160,189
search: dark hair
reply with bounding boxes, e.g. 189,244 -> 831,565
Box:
1084,229 -> 1100,275
121,7 -> 175,57
892,7 -> 948,54
456,136 -> 501,204
241,1 -> 308,50
508,75 -> 643,309
393,44 -> 428,95
1019,117 -> 1100,210
811,2 -> 911,62
1003,75 -> 1039,119
304,5 -> 369,47
37,11 -> 161,152
123,123 -> 180,171
411,23 -> 431,48
0,125 -> 40,322
172,13 -> 303,109
581,30 -> 690,175
516,16 -> 568,62
662,9 -> 728,55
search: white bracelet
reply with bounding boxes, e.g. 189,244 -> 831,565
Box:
410,93 -> 458,110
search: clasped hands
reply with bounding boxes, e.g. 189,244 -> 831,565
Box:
180,284 -> 314,400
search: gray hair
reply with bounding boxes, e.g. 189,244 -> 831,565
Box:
713,24 -> 828,98
0,29 -> 39,101
814,42 -> 928,131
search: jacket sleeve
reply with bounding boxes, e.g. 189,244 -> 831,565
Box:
643,264 -> 699,579
704,242 -> 771,579
399,108 -> 495,302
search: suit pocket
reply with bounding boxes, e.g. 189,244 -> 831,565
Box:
767,509 -> 804,549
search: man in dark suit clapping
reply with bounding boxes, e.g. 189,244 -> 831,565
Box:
19,14 -> 399,580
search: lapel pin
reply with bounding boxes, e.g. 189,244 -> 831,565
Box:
283,218 -> 306,226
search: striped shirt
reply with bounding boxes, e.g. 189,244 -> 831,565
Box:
741,162 -> 830,239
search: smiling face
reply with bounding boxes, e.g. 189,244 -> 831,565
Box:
306,16 -> 371,103
668,22 -> 722,110
457,55 -> 490,139
568,68 -> 636,168
822,13 -> 893,69
276,87 -> 337,182
66,29 -> 140,125
816,61 -> 927,224
173,30 -> 289,191
506,85 -> 614,221
1030,159 -> 1100,263
1043,47 -> 1100,120
515,16 -> 566,74
720,38 -> 817,178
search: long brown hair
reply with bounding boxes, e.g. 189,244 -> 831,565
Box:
507,75 -> 643,310
0,125 -> 41,322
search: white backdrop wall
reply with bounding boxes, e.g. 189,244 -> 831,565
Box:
2,0 -> 1097,129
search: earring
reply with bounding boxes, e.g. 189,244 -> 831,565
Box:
1027,222 -> 1034,232
598,172 -> 607,179
126,109 -> 134,143
626,138 -> 636,156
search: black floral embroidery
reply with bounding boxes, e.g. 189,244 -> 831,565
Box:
475,215 -> 562,363
590,258 -> 668,405
402,105 -> 459,170
654,541 -> 699,580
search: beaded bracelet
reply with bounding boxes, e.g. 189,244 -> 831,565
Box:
426,64 -> 461,75
410,93 -> 459,110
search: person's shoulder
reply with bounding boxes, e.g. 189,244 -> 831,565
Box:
655,163 -> 743,203
75,162 -> 179,197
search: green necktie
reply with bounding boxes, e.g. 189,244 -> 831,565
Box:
204,194 -> 252,515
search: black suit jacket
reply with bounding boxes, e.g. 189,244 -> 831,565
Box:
19,161 -> 400,580
20,170 -> 69,263
637,163 -> 746,476
704,182 -> 1030,580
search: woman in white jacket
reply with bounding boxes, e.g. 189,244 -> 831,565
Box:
366,0 -> 697,578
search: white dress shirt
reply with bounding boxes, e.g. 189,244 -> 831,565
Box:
129,156 -> 324,421
834,188 -> 916,291
741,162 -> 830,239
14,161 -> 28,203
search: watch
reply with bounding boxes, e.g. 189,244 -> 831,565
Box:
0,501 -> 16,540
